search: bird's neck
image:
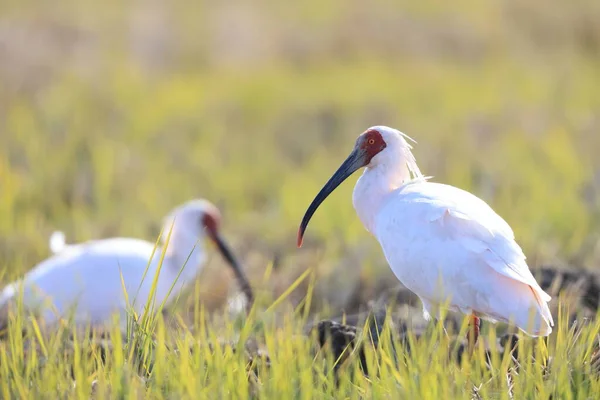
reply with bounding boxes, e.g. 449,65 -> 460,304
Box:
353,158 -> 413,233
160,231 -> 206,286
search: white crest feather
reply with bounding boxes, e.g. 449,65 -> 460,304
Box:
396,130 -> 424,181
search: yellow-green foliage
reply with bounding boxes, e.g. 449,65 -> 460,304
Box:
1,290 -> 600,399
1,0 -> 600,397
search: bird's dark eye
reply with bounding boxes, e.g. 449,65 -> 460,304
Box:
368,139 -> 375,145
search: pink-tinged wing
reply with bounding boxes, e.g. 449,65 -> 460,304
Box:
387,181 -> 551,302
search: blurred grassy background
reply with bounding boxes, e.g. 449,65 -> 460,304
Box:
1,0 -> 599,317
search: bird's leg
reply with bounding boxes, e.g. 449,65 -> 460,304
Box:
467,314 -> 481,354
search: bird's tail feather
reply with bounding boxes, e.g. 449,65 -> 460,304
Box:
49,231 -> 67,254
528,286 -> 554,336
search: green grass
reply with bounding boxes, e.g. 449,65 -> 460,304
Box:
1,0 -> 600,397
2,278 -> 600,399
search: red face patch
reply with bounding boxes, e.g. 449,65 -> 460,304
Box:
202,211 -> 221,238
358,129 -> 387,164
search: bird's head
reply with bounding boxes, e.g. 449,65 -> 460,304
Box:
164,199 -> 222,243
164,199 -> 254,305
297,126 -> 421,247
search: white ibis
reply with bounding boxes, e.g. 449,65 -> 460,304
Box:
298,126 -> 554,348
0,199 -> 253,331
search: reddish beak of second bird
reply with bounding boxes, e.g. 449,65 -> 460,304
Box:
297,145 -> 368,248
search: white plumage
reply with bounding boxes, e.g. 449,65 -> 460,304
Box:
0,199 -> 253,331
49,231 -> 67,254
298,126 -> 553,340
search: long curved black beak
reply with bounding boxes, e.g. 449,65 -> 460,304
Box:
212,233 -> 254,307
297,147 -> 366,247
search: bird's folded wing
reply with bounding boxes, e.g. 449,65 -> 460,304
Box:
381,182 -> 551,303
437,203 -> 551,303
